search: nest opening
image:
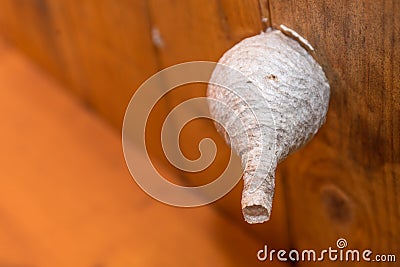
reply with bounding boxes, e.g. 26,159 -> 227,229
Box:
243,204 -> 269,224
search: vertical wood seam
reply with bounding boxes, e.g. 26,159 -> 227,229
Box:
258,0 -> 272,30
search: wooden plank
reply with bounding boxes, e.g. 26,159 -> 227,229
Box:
0,0 -> 177,179
50,0 -> 161,127
0,0 -> 74,91
0,0 -> 163,128
269,0 -> 400,265
0,41 -> 290,267
0,0 -> 289,251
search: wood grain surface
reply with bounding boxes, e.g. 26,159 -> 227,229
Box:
268,1 -> 400,266
0,1 -> 399,266
0,41 -> 291,267
0,0 -> 290,249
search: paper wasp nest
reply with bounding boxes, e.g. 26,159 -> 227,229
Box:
207,28 -> 330,224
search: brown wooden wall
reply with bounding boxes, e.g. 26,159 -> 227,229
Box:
0,1 -> 399,266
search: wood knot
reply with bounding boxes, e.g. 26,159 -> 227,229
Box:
320,185 -> 352,224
